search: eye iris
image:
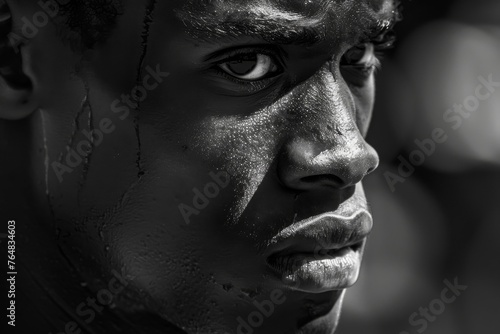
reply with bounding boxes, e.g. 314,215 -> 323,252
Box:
227,55 -> 258,76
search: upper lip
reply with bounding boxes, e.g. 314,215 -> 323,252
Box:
265,210 -> 373,258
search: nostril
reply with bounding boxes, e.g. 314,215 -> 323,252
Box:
301,174 -> 344,187
278,138 -> 379,190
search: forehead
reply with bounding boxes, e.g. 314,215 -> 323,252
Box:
179,0 -> 392,15
174,0 -> 396,44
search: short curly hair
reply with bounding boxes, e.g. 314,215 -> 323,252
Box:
58,0 -> 123,50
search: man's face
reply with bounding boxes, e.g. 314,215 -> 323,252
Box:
27,0 -> 394,332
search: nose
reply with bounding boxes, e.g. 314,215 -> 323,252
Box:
279,135 -> 379,190
278,70 -> 379,190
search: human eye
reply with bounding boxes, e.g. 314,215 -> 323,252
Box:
212,47 -> 284,83
218,52 -> 281,81
202,46 -> 285,96
340,43 -> 381,87
341,28 -> 396,87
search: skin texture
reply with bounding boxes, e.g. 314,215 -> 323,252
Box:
1,0 -> 397,333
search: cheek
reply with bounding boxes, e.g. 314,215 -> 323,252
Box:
98,110 -> 283,254
189,107 -> 286,220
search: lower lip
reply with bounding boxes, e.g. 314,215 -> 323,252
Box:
266,246 -> 362,293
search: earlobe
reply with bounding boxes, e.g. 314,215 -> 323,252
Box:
0,0 -> 37,120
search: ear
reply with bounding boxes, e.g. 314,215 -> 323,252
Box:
0,0 -> 37,120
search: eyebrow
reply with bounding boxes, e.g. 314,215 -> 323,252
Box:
175,1 -> 399,47
178,14 -> 327,46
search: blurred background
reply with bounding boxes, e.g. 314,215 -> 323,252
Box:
338,0 -> 500,333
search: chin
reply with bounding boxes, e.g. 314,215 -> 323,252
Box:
296,290 -> 345,334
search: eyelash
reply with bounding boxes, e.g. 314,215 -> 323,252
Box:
364,26 -> 397,56
207,27 -> 396,91
215,48 -> 283,67
339,28 -> 397,86
212,68 -> 280,95
210,46 -> 284,83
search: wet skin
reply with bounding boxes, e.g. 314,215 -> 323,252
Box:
2,0 -> 397,333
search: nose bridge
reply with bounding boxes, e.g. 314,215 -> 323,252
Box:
296,66 -> 363,152
278,66 -> 379,190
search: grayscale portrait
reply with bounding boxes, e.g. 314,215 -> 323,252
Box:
26,1 -> 500,334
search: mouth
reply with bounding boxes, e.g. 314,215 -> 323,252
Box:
265,210 -> 372,293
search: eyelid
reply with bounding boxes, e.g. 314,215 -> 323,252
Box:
212,66 -> 280,91
363,28 -> 397,52
340,43 -> 382,88
205,45 -> 286,88
204,45 -> 286,68
204,61 -> 285,97
342,43 -> 380,67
